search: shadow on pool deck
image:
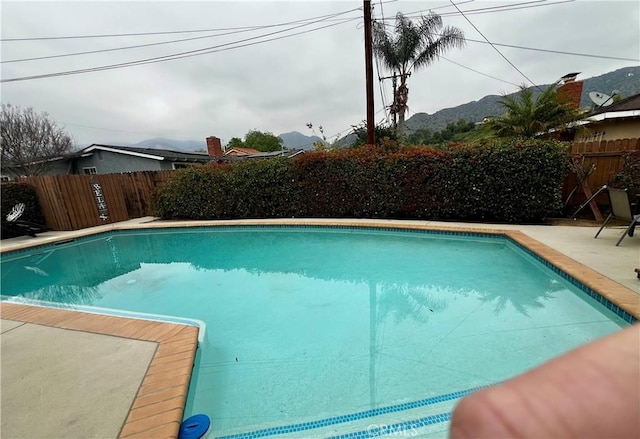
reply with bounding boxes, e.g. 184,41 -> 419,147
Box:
0,217 -> 638,438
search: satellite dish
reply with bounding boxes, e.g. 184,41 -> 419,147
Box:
589,91 -> 613,107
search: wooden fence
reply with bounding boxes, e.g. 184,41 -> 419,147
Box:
562,138 -> 639,209
20,171 -> 174,231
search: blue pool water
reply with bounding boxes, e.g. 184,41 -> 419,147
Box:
0,227 -> 629,437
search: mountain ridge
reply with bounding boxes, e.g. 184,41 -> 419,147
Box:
277,131 -> 322,150
404,66 -> 640,134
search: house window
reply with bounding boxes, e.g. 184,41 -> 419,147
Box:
83,167 -> 97,175
97,150 -> 103,161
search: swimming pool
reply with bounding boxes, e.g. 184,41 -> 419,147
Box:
0,226 -> 633,438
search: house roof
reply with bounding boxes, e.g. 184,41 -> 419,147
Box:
81,144 -> 216,162
566,93 -> 640,128
224,147 -> 261,156
589,93 -> 640,115
240,149 -> 305,159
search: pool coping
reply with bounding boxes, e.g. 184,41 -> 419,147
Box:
1,219 -> 639,438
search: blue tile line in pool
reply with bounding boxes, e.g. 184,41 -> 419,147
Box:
214,386 -> 482,439
327,412 -> 452,439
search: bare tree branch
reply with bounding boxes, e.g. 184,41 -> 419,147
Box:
0,104 -> 74,177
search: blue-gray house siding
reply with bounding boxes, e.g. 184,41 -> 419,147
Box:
74,150 -> 164,174
67,144 -> 217,175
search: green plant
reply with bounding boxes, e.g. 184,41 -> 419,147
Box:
226,130 -> 284,152
351,121 -> 399,147
155,166 -> 234,219
155,139 -> 568,223
227,159 -> 301,218
610,150 -> 640,196
443,138 -> 568,221
407,119 -> 479,146
486,84 -> 582,138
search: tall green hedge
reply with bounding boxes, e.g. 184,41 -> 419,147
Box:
1,182 -> 46,239
156,138 -> 568,223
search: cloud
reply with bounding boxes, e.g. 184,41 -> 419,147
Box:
1,1 -> 638,146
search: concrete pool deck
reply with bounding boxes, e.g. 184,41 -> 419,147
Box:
0,304 -> 199,438
1,217 -> 638,438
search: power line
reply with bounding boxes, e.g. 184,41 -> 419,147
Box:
10,0 -> 621,69
440,0 -> 573,17
1,13 -> 360,83
378,19 -> 640,62
2,30 -> 256,64
440,56 -> 521,86
0,9 -> 361,42
380,0 -> 574,21
1,19 -> 349,64
1,0 -> 553,52
389,0 -> 476,16
464,38 -> 640,62
449,0 -> 541,89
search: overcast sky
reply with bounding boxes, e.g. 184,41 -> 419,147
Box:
1,0 -> 638,147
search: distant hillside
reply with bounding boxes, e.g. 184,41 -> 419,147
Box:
278,131 -> 322,150
404,66 -> 640,134
336,133 -> 358,147
134,138 -> 206,152
580,67 -> 639,107
404,94 -> 504,134
125,133 -> 322,153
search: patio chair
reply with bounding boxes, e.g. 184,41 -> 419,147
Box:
1,203 -> 49,238
594,188 -> 640,246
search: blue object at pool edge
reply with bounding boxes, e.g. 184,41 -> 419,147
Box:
179,414 -> 211,439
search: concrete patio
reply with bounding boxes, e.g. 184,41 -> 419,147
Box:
1,319 -> 157,438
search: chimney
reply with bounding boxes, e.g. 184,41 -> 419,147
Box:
556,72 -> 583,110
206,136 -> 223,157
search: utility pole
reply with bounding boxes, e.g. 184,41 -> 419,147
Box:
363,0 -> 375,145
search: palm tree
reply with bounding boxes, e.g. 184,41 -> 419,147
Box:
487,84 -> 582,138
373,12 -> 465,134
